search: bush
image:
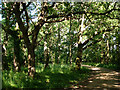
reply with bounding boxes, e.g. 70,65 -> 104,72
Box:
3,63 -> 90,88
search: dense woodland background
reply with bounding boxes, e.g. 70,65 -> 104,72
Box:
1,2 -> 120,88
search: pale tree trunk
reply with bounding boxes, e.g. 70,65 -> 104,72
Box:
69,16 -> 72,65
44,34 -> 49,69
69,45 -> 72,64
106,38 -> 110,64
50,51 -> 54,64
2,33 -> 8,70
76,14 -> 85,70
101,46 -> 104,64
55,28 -> 61,64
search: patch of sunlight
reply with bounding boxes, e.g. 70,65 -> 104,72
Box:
70,80 -> 74,83
102,83 -> 107,86
88,80 -> 93,83
36,68 -> 44,73
91,67 -> 100,70
96,86 -> 101,88
39,81 -> 41,83
113,85 -> 120,88
73,85 -> 79,89
9,82 -> 17,87
45,75 -> 49,78
46,79 -> 50,83
96,63 -> 100,66
61,64 -> 64,68
59,70 -> 64,74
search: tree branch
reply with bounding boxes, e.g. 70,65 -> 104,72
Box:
45,18 -> 65,23
82,26 -> 119,50
20,2 -> 31,14
83,26 -> 118,46
83,38 -> 102,50
47,8 -> 120,20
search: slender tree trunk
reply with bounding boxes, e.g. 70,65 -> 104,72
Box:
106,38 -> 109,64
44,34 -> 49,69
69,16 -> 72,65
57,28 -> 60,64
50,51 -> 53,64
101,47 -> 104,64
55,47 -> 58,64
69,45 -> 72,64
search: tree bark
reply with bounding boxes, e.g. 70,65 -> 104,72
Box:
44,34 -> 49,69
76,43 -> 83,70
13,34 -> 21,71
76,14 -> 85,70
28,46 -> 35,77
106,38 -> 110,64
57,28 -> 61,64
69,16 -> 72,65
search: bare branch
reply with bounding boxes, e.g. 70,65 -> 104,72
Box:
45,18 -> 65,23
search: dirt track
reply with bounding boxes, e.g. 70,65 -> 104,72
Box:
69,65 -> 120,90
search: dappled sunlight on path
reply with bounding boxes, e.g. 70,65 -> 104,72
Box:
68,65 -> 120,89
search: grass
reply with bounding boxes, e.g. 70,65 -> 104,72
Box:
3,63 -> 90,89
83,62 -> 120,70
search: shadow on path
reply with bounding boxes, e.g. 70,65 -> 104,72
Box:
68,65 -> 120,90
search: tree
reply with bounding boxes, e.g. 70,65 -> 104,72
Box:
2,2 -> 120,77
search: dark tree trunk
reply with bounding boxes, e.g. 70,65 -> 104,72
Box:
55,48 -> 58,64
28,46 -> 35,77
13,35 -> 21,71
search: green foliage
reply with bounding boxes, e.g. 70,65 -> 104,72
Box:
3,64 -> 90,88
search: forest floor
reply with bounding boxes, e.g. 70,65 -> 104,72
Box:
68,65 -> 120,90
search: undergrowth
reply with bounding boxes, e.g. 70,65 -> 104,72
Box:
3,63 -> 90,89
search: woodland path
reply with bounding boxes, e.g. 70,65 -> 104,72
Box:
69,65 -> 120,90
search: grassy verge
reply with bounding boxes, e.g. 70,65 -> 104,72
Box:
83,62 -> 120,70
3,63 -> 90,89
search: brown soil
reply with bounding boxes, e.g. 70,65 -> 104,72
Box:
68,65 -> 120,90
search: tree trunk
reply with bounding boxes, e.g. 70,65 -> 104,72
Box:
76,43 -> 83,70
69,16 -> 72,65
57,28 -> 61,64
2,33 -> 8,70
106,39 -> 109,64
44,34 -> 49,69
55,47 -> 58,64
76,14 -> 85,70
116,31 -> 120,65
69,45 -> 72,64
28,46 -> 35,78
13,35 -> 21,71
